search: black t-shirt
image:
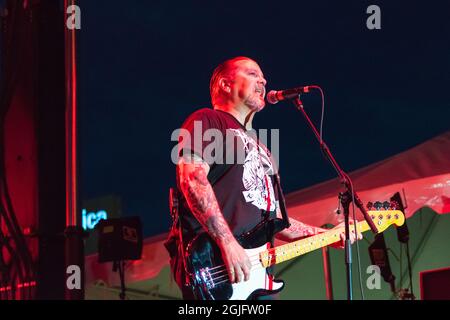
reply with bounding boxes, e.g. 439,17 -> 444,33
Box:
177,108 -> 279,242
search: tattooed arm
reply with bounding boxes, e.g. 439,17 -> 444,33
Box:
177,154 -> 252,283
274,206 -> 362,246
274,207 -> 326,242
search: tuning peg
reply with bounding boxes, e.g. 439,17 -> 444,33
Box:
390,201 -> 398,210
366,201 -> 373,210
383,201 -> 390,210
373,201 -> 383,210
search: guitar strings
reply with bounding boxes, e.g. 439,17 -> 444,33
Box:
194,217 -> 389,286
211,261 -> 273,286
207,249 -> 302,284
206,232 -> 339,274
203,249 -> 279,284
203,244 -> 311,284
203,233 -> 344,284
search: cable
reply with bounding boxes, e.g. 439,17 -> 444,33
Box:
314,87 -> 366,300
406,242 -> 414,297
293,86 -> 368,300
315,86 -> 325,144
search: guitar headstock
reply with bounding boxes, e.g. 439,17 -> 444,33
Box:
367,200 -> 405,232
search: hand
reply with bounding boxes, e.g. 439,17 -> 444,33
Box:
331,219 -> 363,249
218,239 -> 252,284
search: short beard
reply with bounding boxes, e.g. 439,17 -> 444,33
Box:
244,96 -> 265,112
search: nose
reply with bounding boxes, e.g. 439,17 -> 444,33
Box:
259,76 -> 267,86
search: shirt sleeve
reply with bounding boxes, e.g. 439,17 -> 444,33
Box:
178,109 -> 219,165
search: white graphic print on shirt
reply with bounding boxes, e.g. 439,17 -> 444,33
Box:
229,129 -> 276,211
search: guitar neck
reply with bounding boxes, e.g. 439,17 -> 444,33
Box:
259,220 -> 372,268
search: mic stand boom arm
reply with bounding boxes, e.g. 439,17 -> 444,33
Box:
292,96 -> 378,300
292,96 -> 378,233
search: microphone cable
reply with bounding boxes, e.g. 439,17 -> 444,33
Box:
314,86 -> 366,300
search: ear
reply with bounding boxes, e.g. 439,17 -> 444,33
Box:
219,77 -> 232,93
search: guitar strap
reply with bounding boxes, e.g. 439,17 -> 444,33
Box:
166,187 -> 192,288
273,172 -> 291,230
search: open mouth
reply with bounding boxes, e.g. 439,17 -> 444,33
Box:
255,87 -> 265,98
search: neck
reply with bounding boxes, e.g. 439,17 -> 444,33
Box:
215,102 -> 255,130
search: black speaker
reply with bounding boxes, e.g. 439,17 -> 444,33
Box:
420,267 -> 450,300
97,217 -> 143,263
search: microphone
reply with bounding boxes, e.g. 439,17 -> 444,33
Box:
266,86 -> 313,104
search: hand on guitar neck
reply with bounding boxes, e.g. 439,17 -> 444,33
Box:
326,219 -> 363,249
275,208 -> 362,249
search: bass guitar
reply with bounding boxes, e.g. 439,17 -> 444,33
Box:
185,208 -> 405,300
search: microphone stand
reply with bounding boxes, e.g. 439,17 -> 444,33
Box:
292,96 -> 378,300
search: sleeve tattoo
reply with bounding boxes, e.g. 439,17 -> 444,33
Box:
178,155 -> 234,245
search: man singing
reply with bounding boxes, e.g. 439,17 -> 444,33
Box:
166,56 -> 361,300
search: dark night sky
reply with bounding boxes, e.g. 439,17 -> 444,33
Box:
77,1 -> 450,237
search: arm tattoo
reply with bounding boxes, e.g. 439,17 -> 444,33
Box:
178,157 -> 234,245
276,207 -> 325,241
284,219 -> 324,238
206,216 -> 231,243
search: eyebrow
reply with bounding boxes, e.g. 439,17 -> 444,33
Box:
245,68 -> 264,78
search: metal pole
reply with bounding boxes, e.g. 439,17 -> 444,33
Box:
64,0 -> 85,300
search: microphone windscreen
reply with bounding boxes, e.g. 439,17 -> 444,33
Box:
266,91 -> 278,104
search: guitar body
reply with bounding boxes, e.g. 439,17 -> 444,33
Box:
185,219 -> 286,300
